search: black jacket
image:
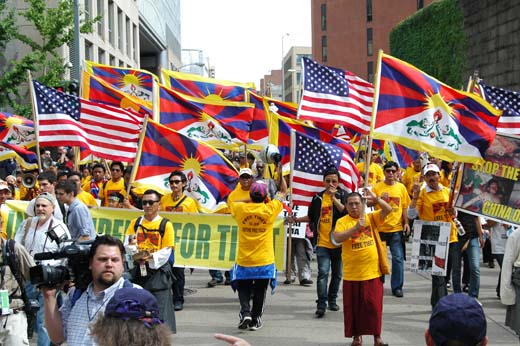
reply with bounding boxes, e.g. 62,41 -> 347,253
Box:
307,189 -> 347,246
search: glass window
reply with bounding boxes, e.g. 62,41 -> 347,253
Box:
110,54 -> 116,66
321,35 -> 327,62
133,24 -> 138,60
97,0 -> 104,37
368,61 -> 374,83
321,4 -> 327,31
108,0 -> 114,45
85,40 -> 93,61
367,28 -> 373,56
126,17 -> 131,57
98,48 -> 105,64
417,0 -> 424,9
84,0 -> 91,20
117,8 -> 123,50
367,0 -> 373,22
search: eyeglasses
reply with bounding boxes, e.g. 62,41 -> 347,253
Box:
385,169 -> 397,173
169,180 -> 183,185
141,200 -> 159,206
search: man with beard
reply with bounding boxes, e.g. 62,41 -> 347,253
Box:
42,235 -> 138,345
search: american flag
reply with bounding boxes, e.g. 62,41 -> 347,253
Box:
290,130 -> 360,206
478,81 -> 520,136
32,80 -> 142,162
298,57 -> 373,134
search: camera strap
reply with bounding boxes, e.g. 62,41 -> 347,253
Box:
20,217 -> 33,248
3,240 -> 29,307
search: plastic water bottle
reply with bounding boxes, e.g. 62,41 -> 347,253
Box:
453,217 -> 466,236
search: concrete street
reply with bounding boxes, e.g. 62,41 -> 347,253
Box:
175,253 -> 519,346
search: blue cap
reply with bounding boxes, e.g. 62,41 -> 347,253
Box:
429,293 -> 486,345
105,287 -> 163,327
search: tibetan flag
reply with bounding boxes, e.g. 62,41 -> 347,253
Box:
248,92 -> 270,146
0,141 -> 37,169
159,85 -> 254,146
298,57 -> 374,134
372,53 -> 501,164
478,81 -> 520,136
264,97 -> 298,119
383,141 -> 420,169
85,61 -> 158,102
82,71 -> 152,117
161,69 -> 255,102
291,131 -> 360,207
0,112 -> 36,148
134,120 -> 239,212
32,80 -> 142,162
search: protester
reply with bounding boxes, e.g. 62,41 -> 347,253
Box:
125,189 -> 177,333
425,293 -> 487,346
230,177 -> 287,331
371,161 -> 410,297
401,156 -> 423,197
500,224 -> 520,339
99,161 -> 126,206
254,160 -> 280,199
0,215 -> 36,346
333,190 -> 392,346
68,170 -> 98,207
14,192 -> 71,346
0,180 -> 10,205
43,235 -> 138,345
487,220 -> 511,297
25,171 -> 64,221
161,170 -> 200,311
356,155 -> 384,186
288,166 -> 346,317
83,162 -> 107,201
55,179 -> 96,240
90,287 -> 173,346
107,191 -> 125,208
408,163 -> 458,308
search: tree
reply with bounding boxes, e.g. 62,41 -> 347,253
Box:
0,0 -> 98,116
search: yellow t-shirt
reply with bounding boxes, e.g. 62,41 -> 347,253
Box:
125,216 -> 175,253
98,179 -> 126,207
161,194 -> 199,213
335,211 -> 382,281
356,162 -> 384,186
317,194 -> 337,249
372,181 -> 411,233
439,170 -> 453,188
219,185 -> 251,214
230,199 -> 283,267
77,190 -> 98,207
416,186 -> 457,243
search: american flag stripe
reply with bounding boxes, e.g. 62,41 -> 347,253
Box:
290,130 -> 359,207
478,81 -> 520,136
32,80 -> 141,162
298,58 -> 374,135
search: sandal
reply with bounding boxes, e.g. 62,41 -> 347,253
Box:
374,337 -> 388,346
351,336 -> 362,346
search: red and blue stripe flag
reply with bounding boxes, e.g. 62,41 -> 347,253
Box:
161,69 -> 255,102
383,141 -> 420,169
373,53 -> 501,164
0,111 -> 37,168
134,120 -> 239,212
247,92 -> 269,146
159,85 -> 254,147
85,61 -> 157,103
477,80 -> 520,136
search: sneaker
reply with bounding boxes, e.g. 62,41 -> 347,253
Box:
300,279 -> 313,286
224,278 -> 231,285
207,279 -> 223,287
392,288 -> 404,298
328,302 -> 340,311
463,284 -> 469,293
446,281 -> 451,289
249,317 -> 263,331
315,307 -> 325,318
238,314 -> 252,330
174,301 -> 183,311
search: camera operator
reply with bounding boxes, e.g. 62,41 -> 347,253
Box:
42,235 -> 138,345
14,192 -> 70,346
0,217 -> 36,345
125,189 -> 177,333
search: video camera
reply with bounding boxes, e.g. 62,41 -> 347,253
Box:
29,240 -> 93,291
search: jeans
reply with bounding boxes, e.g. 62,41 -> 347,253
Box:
452,238 -> 481,298
316,246 -> 342,309
25,282 -> 50,346
381,232 -> 404,291
172,267 -> 185,304
209,269 -> 223,281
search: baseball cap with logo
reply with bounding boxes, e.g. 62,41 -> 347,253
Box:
423,163 -> 440,175
429,293 -> 486,346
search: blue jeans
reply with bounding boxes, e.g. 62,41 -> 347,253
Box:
316,246 -> 342,309
382,232 -> 404,292
25,282 -> 50,346
209,269 -> 223,281
452,237 -> 481,298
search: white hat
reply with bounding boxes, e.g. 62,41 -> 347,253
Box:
0,180 -> 9,191
423,163 -> 440,175
239,168 -> 253,177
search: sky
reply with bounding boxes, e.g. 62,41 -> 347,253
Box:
181,0 -> 312,89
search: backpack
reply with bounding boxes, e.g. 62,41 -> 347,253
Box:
133,216 -> 169,238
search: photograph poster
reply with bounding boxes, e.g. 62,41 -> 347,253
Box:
410,220 -> 451,276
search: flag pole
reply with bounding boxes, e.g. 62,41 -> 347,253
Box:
26,71 -> 43,173
152,77 -> 159,122
285,129 -> 296,284
127,115 -> 149,198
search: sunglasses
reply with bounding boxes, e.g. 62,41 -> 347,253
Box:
142,200 -> 159,206
111,168 -> 121,172
385,169 -> 397,173
240,175 -> 252,179
169,180 -> 183,185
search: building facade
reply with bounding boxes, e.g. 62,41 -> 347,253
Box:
310,0 -> 434,82
282,46 -> 312,103
260,70 -> 282,100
